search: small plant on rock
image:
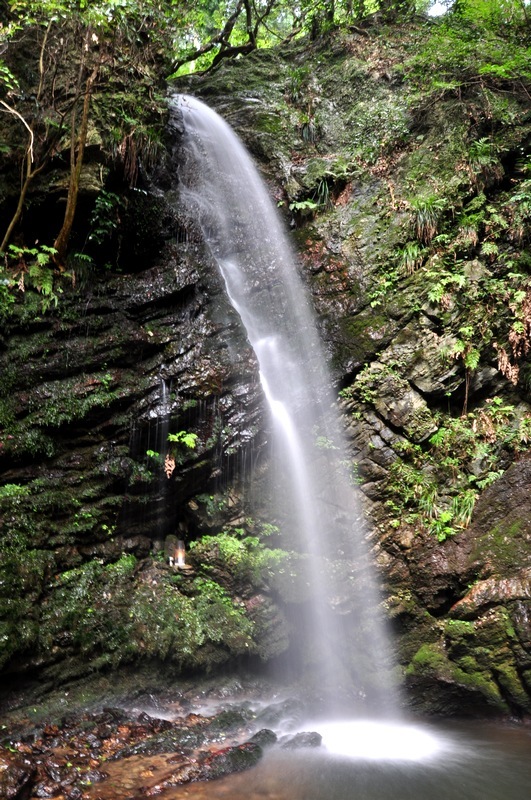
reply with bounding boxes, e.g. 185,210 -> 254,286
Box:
411,194 -> 447,244
164,430 -> 199,478
397,240 -> 425,275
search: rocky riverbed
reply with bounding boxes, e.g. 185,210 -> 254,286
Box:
0,675 -> 324,800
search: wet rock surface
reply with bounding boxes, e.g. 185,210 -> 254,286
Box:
0,681 -> 320,800
279,731 -> 322,750
396,455 -> 531,716
0,754 -> 36,800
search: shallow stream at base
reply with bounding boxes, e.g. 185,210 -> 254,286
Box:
163,723 -> 531,800
92,717 -> 531,800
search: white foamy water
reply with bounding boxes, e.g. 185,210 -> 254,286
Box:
173,93 -> 396,713
316,719 -> 449,761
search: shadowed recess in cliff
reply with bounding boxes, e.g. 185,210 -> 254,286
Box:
171,93 -> 396,716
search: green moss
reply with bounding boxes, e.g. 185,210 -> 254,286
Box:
122,574 -> 256,667
445,619 -> 476,638
345,93 -> 410,165
335,311 -> 389,367
190,531 -> 289,586
405,643 -> 449,676
400,106 -> 469,199
0,396 -> 16,429
28,374 -> 122,427
455,654 -> 480,673
472,522 -> 526,574
0,369 -> 127,460
253,111 -> 286,136
455,669 -> 505,706
0,476 -> 93,551
14,428 -> 57,458
383,589 -> 418,619
0,547 -> 55,669
406,642 -> 507,709
21,553 -> 262,674
492,663 -> 531,713
522,669 -> 531,693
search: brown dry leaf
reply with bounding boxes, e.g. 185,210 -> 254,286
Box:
477,410 -> 497,444
494,343 -> 519,385
164,454 -> 176,479
334,183 -> 352,206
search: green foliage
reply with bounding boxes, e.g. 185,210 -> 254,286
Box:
29,551 -> 256,669
289,198 -> 320,213
170,1 -> 434,78
0,274 -> 16,318
0,244 -> 61,314
452,0 -> 531,30
344,94 -> 410,166
368,267 -> 399,309
378,394 -> 530,540
467,137 -> 503,189
411,195 -> 447,244
190,530 -> 290,586
404,6 -> 531,100
40,555 -> 136,659
88,190 -> 123,246
0,371 -> 125,465
191,577 -> 254,650
397,241 -> 426,275
42,553 -> 257,666
506,170 -> 531,242
0,482 -> 29,499
0,59 -> 19,94
480,240 -> 499,261
168,430 -> 199,449
0,0 -> 173,275
0,477 -> 59,667
429,509 -> 456,542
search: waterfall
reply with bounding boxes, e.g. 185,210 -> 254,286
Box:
173,94 -> 396,716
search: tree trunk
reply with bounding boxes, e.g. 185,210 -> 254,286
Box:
0,101 -> 46,253
53,65 -> 97,266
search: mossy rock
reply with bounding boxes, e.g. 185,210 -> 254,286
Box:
405,642 -> 508,715
207,707 -> 254,732
205,742 -> 263,779
492,663 -> 531,714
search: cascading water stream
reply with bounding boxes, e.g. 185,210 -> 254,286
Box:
173,94 -> 395,717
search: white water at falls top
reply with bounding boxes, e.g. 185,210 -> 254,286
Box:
174,94 -> 396,715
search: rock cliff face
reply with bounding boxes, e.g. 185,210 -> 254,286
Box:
1,24 -> 531,716
0,130 -> 283,683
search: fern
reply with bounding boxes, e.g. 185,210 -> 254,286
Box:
168,431 -> 198,449
480,241 -> 499,259
464,348 -> 480,371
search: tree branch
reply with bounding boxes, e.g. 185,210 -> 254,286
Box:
0,99 -> 34,162
171,0 -> 244,72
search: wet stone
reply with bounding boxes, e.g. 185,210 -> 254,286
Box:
248,728 -> 277,747
280,731 -> 323,749
110,728 -> 207,759
44,764 -> 63,782
202,742 -> 263,779
82,768 -> 108,785
254,698 -> 305,728
34,783 -> 57,798
206,707 -> 255,732
0,754 -> 36,799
